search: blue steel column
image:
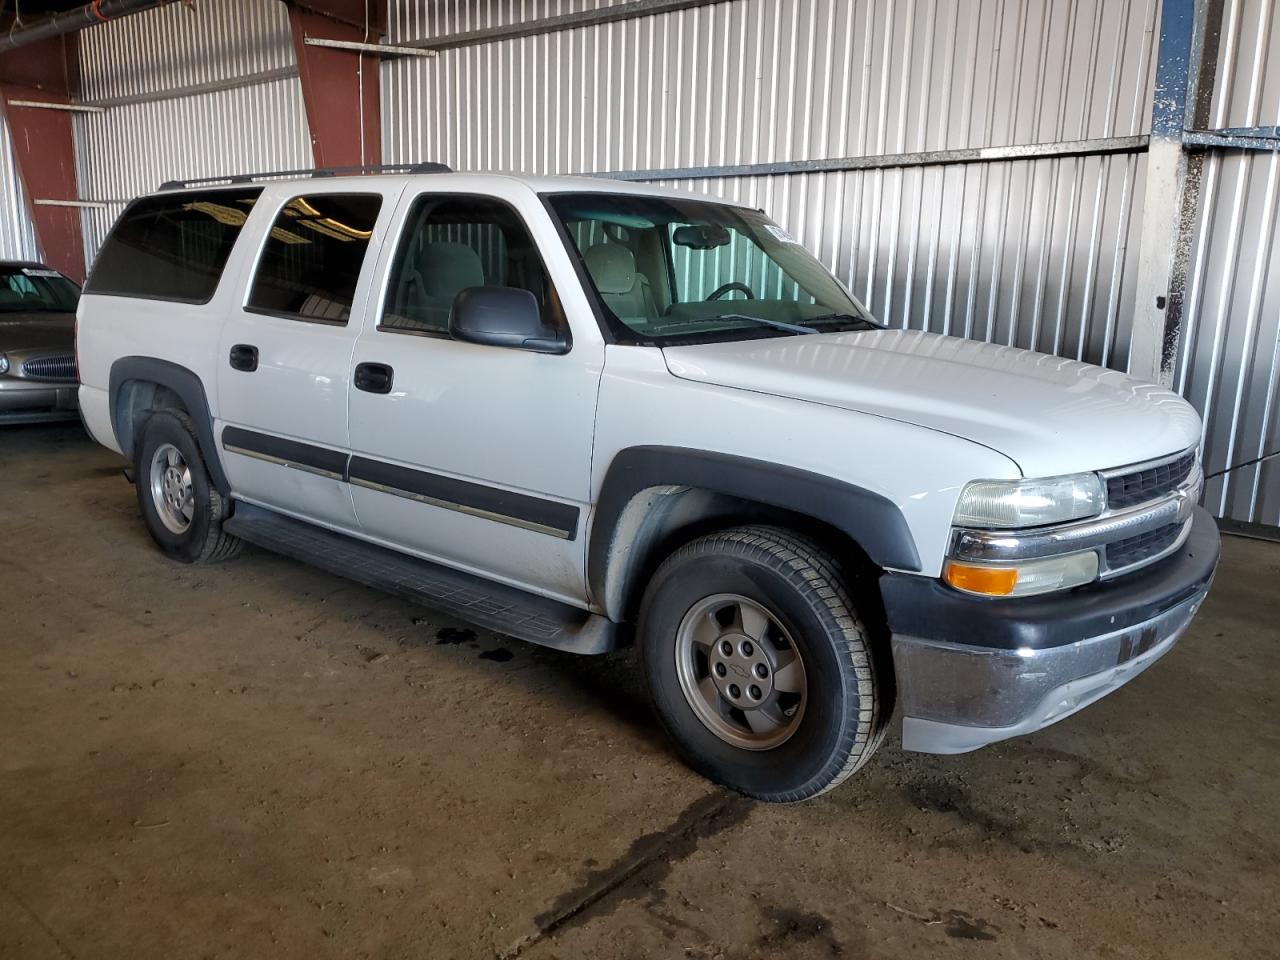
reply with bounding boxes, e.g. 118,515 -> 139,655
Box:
1129,0 -> 1221,385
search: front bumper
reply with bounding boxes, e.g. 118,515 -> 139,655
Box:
0,379 -> 79,423
883,506 -> 1220,754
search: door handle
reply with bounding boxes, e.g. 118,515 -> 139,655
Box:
354,362 -> 394,394
229,344 -> 259,372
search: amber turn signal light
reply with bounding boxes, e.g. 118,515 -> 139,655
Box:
944,561 -> 1018,597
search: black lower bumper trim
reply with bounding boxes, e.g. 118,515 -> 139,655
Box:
881,506 -> 1221,651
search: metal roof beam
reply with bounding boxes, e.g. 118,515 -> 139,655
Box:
394,0 -> 728,55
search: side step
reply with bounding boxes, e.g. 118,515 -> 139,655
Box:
224,503 -> 616,655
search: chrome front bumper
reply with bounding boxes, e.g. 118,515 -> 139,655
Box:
883,506 -> 1220,755
893,586 -> 1208,753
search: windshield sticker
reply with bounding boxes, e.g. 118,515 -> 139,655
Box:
764,224 -> 800,245
22,268 -> 61,278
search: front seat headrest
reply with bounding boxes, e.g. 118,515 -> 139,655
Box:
584,243 -> 638,295
418,241 -> 486,299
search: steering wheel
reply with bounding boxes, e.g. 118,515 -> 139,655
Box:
706,281 -> 756,301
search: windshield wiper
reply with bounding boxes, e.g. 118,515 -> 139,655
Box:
802,312 -> 882,330
660,313 -> 818,336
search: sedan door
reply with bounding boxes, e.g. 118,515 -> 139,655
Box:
346,185 -> 604,605
216,187 -> 396,532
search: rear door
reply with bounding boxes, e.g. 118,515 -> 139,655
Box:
216,184 -> 399,532
345,183 -> 605,605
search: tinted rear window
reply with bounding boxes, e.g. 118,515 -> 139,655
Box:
246,194 -> 383,324
85,189 -> 261,303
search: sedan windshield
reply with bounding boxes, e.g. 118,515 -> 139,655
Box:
547,192 -> 880,345
0,265 -> 80,314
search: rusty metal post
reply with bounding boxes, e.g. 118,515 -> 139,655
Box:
286,1 -> 384,170
0,31 -> 85,280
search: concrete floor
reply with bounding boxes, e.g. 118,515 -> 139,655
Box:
2,423 -> 1277,960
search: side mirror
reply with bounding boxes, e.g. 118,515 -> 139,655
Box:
448,286 -> 568,355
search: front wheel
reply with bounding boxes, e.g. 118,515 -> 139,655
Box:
639,526 -> 889,802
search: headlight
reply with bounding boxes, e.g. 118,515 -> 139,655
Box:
953,473 -> 1105,528
945,550 -> 1099,598
0,354 -> 8,375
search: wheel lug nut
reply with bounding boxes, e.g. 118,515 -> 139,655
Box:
720,640 -> 733,656
728,684 -> 741,699
714,663 -> 727,678
741,640 -> 754,656
748,685 -> 762,700
754,663 -> 768,679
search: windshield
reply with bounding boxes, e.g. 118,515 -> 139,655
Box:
547,192 -> 879,345
0,265 -> 80,315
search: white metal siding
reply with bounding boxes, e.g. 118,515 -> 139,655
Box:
1177,0 -> 1280,526
656,152 -> 1146,367
1208,0 -> 1280,130
0,111 -> 39,262
383,0 -> 1157,369
385,0 -> 1158,168
386,0 -> 634,42
77,0 -> 295,102
72,0 -> 308,270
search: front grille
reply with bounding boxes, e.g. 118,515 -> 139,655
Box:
1106,451 -> 1195,510
1105,522 -> 1183,570
21,354 -> 77,382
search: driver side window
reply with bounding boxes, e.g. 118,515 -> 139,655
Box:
381,195 -> 559,336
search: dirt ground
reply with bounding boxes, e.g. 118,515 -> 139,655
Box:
2,422 -> 1277,960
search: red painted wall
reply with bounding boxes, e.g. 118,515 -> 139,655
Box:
0,32 -> 85,280
288,3 -> 383,170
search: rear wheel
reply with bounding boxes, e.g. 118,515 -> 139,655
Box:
639,526 -> 889,802
134,410 -> 241,563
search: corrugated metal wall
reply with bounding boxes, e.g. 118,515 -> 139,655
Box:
1177,0 -> 1280,527
383,0 -> 1158,368
72,0 -> 308,264
0,111 -> 39,262
4,0 -> 1273,527
76,0 -> 297,102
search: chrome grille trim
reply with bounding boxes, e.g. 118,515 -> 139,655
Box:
21,354 -> 78,382
950,462 -> 1203,579
1101,448 -> 1198,511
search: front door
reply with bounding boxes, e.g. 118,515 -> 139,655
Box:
346,187 -> 603,605
217,188 -> 392,532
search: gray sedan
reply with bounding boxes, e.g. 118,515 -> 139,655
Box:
0,261 -> 81,425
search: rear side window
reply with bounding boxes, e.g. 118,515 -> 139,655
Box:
85,188 -> 262,303
246,194 -> 383,324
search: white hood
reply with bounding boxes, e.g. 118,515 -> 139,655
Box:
662,329 -> 1202,478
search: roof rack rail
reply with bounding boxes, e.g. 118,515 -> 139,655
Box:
157,161 -> 451,191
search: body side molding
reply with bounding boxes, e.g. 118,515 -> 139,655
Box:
222,425 -> 350,481
108,356 -> 230,493
588,446 -> 923,610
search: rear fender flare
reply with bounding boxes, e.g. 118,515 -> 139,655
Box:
108,356 -> 229,493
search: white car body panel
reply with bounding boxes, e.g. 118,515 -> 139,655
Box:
212,180 -> 405,531
74,169 -> 1204,606
343,178 -> 607,603
78,383 -> 118,453
663,330 -> 1203,477
72,169 -> 1219,766
590,346 -> 1021,582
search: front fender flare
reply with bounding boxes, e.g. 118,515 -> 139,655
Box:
587,446 -> 922,612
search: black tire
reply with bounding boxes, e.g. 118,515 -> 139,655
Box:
638,525 -> 890,802
134,409 -> 242,564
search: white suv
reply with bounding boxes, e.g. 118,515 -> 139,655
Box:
76,167 -> 1219,801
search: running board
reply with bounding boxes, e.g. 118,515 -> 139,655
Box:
224,503 -> 616,655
